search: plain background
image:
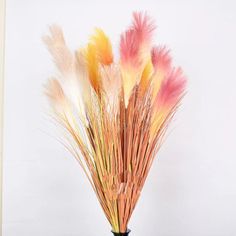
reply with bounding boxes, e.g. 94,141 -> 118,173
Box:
3,0 -> 236,235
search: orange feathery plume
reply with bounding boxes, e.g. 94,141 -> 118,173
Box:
44,12 -> 186,234
82,28 -> 114,95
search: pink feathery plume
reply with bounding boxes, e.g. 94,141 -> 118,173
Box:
120,12 -> 156,68
155,68 -> 186,108
151,46 -> 172,71
132,11 -> 156,45
120,12 -> 156,105
120,29 -> 140,68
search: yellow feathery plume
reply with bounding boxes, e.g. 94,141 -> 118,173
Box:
84,43 -> 100,94
139,58 -> 153,94
90,28 -> 113,65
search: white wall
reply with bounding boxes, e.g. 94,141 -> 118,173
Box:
3,0 -> 236,235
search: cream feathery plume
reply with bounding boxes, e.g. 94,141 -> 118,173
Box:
43,25 -> 88,118
100,64 -> 121,112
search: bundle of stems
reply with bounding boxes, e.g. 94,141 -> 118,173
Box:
44,12 -> 186,233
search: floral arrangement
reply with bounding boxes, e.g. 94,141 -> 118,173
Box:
44,12 -> 186,234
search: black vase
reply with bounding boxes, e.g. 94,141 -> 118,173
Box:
111,229 -> 131,236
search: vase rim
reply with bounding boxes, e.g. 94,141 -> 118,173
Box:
111,229 -> 131,234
